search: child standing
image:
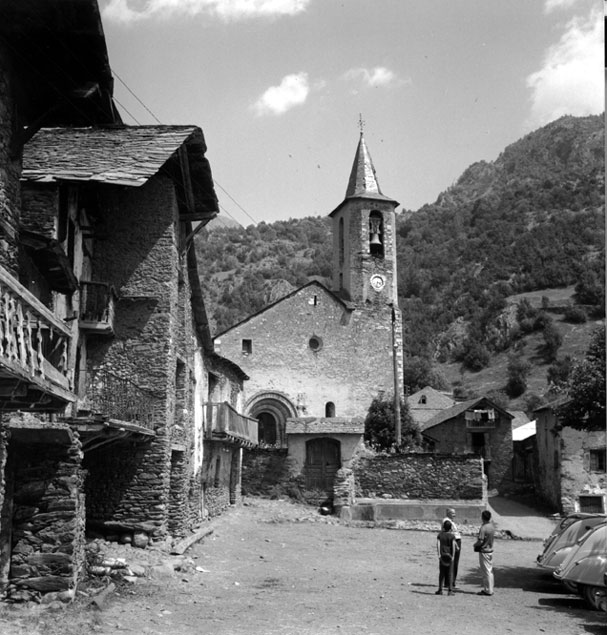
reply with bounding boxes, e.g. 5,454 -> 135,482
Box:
436,519 -> 458,596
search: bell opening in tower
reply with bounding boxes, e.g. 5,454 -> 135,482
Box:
369,211 -> 384,258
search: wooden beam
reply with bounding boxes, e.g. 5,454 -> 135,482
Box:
178,146 -> 196,217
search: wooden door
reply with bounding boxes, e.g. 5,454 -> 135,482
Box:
305,438 -> 341,495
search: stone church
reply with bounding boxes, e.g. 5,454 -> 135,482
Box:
215,133 -> 403,490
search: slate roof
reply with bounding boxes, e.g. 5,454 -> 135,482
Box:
330,133 -> 398,216
23,125 -> 202,185
421,396 -> 514,432
407,386 -> 456,424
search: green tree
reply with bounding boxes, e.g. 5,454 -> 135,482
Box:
557,327 -> 606,430
546,355 -> 573,394
506,355 -> 531,397
364,395 -> 421,452
403,356 -> 449,394
542,322 -> 563,361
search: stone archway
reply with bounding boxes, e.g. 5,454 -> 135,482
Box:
246,391 -> 297,448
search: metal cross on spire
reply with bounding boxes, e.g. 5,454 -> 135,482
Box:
358,113 -> 365,135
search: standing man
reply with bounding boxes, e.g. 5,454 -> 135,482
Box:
474,510 -> 495,596
442,508 -> 462,587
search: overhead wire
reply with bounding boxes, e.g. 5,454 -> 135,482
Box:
111,70 -> 258,226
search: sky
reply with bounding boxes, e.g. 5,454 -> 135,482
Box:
98,0 -> 604,226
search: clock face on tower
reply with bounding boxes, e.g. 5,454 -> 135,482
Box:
370,274 -> 386,291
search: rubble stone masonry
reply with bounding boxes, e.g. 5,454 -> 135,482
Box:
7,435 -> 85,601
83,177 -> 196,541
351,453 -> 485,500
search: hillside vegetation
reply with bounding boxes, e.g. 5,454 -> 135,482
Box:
196,114 -> 605,412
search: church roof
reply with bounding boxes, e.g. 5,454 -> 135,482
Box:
330,133 -> 398,216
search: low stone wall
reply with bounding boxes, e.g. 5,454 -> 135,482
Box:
352,452 -> 486,500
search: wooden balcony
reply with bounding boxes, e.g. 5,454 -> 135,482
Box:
205,401 -> 258,448
79,281 -> 117,335
0,265 -> 74,410
67,369 -> 157,451
80,368 -> 156,431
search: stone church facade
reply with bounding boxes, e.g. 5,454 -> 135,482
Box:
216,134 -> 403,491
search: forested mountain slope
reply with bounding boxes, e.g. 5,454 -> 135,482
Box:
196,114 -> 604,406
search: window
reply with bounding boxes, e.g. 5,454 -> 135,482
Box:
242,339 -> 252,355
339,217 -> 344,266
309,336 -> 322,352
325,402 -> 335,417
418,395 -> 427,405
589,449 -> 606,472
579,495 -> 604,513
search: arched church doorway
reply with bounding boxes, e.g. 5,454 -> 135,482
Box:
246,391 -> 297,448
305,438 -> 341,496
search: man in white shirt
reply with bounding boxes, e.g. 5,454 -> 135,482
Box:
442,508 -> 462,588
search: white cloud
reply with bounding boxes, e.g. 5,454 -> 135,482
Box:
102,0 -> 310,23
543,0 -> 579,13
343,66 -> 406,89
252,72 -> 310,116
526,6 -> 603,128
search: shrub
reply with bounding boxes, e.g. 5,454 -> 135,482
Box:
506,355 -> 531,397
563,306 -> 587,324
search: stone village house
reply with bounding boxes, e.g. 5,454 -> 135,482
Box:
534,400 -> 606,515
419,396 -> 514,491
0,1 -> 256,601
217,133 -> 406,495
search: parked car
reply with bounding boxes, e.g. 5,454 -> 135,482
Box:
542,513 -> 605,548
537,515 -> 607,572
553,523 -> 607,612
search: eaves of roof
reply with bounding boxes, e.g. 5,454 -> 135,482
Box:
421,396 -> 514,432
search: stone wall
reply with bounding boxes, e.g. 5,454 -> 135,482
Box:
82,177 -> 195,541
351,453 -> 485,500
242,448 -> 292,496
242,448 -> 485,503
83,439 -> 166,540
0,42 -> 21,275
7,436 -> 85,602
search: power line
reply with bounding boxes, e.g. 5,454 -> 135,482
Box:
110,69 -> 259,226
213,180 -> 258,225
112,70 -> 162,124
111,96 -> 141,125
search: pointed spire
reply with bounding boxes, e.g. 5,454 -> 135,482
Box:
345,132 -> 384,198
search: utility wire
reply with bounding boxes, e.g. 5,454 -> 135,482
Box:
213,180 -> 258,225
111,68 -> 259,226
112,70 -> 162,124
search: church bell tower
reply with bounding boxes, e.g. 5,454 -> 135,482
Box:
330,132 -> 400,308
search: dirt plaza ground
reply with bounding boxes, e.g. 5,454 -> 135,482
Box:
0,498 -> 604,635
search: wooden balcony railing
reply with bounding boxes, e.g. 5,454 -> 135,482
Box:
84,368 -> 156,431
79,281 -> 116,335
204,401 -> 258,448
0,265 -> 74,409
